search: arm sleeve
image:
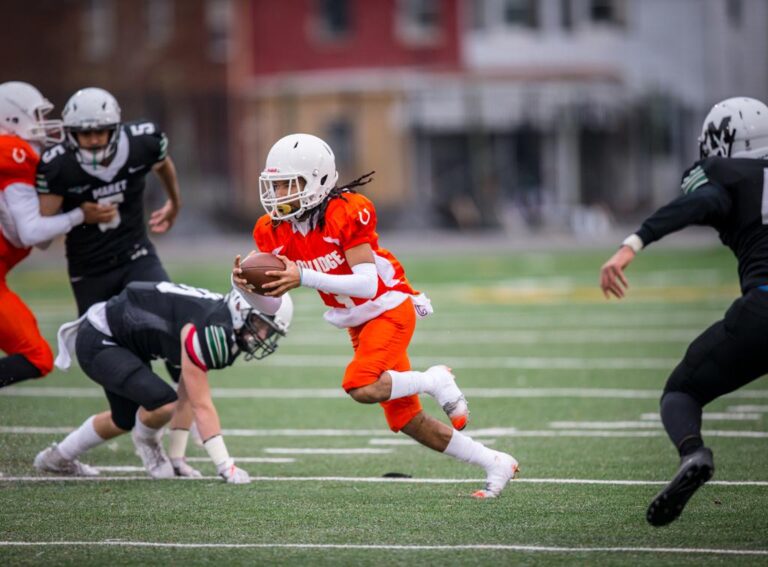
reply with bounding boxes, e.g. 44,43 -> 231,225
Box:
184,325 -> 208,371
634,183 -> 732,247
230,273 -> 282,315
185,323 -> 234,371
5,182 -> 84,247
300,262 -> 379,298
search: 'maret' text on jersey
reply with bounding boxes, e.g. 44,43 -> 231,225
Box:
92,179 -> 127,199
296,251 -> 345,273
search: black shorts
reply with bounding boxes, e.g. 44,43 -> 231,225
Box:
664,288 -> 768,405
70,251 -> 170,315
75,320 -> 178,430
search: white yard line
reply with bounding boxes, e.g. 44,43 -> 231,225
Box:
4,387 -> 768,400
263,448 -> 392,455
0,540 -> 766,556
2,426 -> 767,438
639,412 -> 761,421
286,329 -> 699,344
0,475 -> 767,488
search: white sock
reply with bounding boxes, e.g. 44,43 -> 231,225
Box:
388,370 -> 436,400
57,416 -> 105,460
132,410 -> 162,442
443,430 -> 496,470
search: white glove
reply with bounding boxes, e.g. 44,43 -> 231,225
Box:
216,458 -> 251,484
171,457 -> 202,478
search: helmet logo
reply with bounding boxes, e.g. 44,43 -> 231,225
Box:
11,147 -> 26,163
358,208 -> 371,225
701,116 -> 736,157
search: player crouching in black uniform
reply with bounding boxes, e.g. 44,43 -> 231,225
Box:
600,97 -> 768,526
34,282 -> 292,483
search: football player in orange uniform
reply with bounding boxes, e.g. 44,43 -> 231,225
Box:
233,133 -> 519,498
0,82 -> 115,388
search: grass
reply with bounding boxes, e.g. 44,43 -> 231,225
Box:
1,246 -> 767,565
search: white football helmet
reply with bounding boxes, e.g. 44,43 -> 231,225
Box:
0,81 -> 64,145
699,97 -> 768,159
227,291 -> 293,360
259,133 -> 339,220
62,87 -> 122,165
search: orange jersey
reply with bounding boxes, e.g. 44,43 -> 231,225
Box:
0,135 -> 38,258
253,193 -> 417,328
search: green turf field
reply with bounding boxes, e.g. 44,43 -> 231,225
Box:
1,247 -> 767,566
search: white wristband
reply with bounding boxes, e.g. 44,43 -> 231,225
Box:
167,428 -> 190,460
203,434 -> 230,467
621,234 -> 644,254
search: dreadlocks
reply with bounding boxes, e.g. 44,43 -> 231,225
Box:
312,170 -> 375,229
270,171 -> 376,230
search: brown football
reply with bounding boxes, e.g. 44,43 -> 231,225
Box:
239,253 -> 286,295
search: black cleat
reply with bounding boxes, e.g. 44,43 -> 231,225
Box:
647,447 -> 714,527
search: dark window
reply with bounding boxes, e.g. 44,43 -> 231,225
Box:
590,0 -> 625,26
727,0 -> 743,27
317,0 -> 351,39
325,118 -> 355,174
503,0 -> 538,28
560,0 -> 573,30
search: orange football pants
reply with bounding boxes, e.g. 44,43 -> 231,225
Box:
0,233 -> 53,376
344,298 -> 422,432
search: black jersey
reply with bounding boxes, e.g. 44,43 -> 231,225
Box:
35,120 -> 168,277
636,156 -> 768,293
105,281 -> 239,370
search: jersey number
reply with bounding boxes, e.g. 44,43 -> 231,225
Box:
42,145 -> 65,164
96,193 -> 125,232
98,193 -> 124,232
129,123 -> 156,136
156,282 -> 223,301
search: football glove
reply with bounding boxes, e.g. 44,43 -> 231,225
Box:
171,457 -> 202,478
217,458 -> 251,484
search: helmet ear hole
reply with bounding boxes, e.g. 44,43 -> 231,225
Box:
320,174 -> 328,185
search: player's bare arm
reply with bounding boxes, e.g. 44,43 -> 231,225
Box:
38,192 -> 116,224
600,245 -> 635,299
148,156 -> 181,233
179,324 -> 221,441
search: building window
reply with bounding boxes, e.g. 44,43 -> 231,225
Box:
467,0 -> 486,30
589,0 -> 625,26
560,0 -> 573,30
397,0 -> 441,45
316,0 -> 351,41
727,0 -> 743,27
83,0 -> 115,61
206,0 -> 233,62
325,118 -> 355,175
503,0 -> 538,28
147,0 -> 174,48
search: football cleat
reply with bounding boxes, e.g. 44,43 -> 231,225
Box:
33,444 -> 99,477
426,365 -> 469,430
131,428 -> 175,479
471,451 -> 519,499
647,447 -> 715,527
171,457 -> 202,478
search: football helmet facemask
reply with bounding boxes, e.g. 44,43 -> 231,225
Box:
259,133 -> 339,221
62,87 -> 122,166
227,291 -> 293,360
699,97 -> 768,159
0,81 -> 64,145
